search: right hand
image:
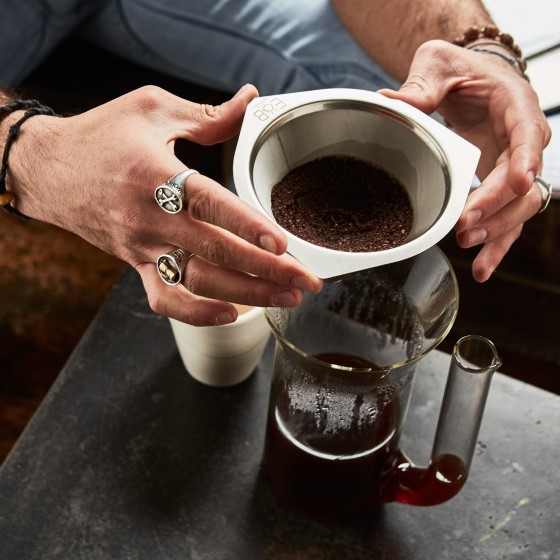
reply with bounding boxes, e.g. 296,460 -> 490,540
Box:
6,85 -> 323,325
379,40 -> 551,282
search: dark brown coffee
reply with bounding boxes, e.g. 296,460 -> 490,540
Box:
263,352 -> 466,520
270,155 -> 413,252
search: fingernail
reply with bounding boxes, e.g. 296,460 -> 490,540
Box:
527,170 -> 535,186
259,234 -> 277,254
216,311 -> 236,325
271,290 -> 297,307
465,209 -> 482,229
467,227 -> 487,246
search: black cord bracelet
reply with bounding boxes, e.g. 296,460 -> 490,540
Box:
0,99 -> 60,219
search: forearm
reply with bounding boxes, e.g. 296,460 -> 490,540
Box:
332,0 -> 493,81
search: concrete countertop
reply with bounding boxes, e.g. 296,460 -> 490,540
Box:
0,268 -> 558,560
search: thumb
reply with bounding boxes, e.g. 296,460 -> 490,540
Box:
182,84 -> 259,146
378,41 -> 460,115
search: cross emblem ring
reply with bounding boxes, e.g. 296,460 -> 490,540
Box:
155,169 -> 199,214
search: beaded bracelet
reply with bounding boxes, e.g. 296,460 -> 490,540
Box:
452,24 -> 528,80
0,99 -> 60,218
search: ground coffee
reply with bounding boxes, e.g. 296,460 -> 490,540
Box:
270,155 -> 413,252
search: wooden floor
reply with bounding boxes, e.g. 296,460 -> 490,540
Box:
1,40 -> 559,466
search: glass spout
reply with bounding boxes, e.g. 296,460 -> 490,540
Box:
380,335 -> 500,506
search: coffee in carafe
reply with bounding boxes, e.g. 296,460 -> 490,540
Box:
263,247 -> 498,520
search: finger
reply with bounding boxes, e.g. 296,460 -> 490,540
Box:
182,254 -> 304,307
138,262 -> 238,326
158,173 -> 322,292
500,79 -> 551,196
179,218 -> 322,292
149,165 -> 289,259
172,216 -> 322,292
148,157 -> 289,258
456,159 -> 515,232
166,84 -> 259,146
457,180 -> 542,248
181,172 -> 288,255
378,40 -> 460,115
470,226 -> 523,283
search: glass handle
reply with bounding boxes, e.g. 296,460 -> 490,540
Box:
431,335 -> 501,471
380,335 -> 501,506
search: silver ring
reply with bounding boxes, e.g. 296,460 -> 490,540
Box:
535,176 -> 552,213
157,248 -> 187,285
154,169 -> 199,214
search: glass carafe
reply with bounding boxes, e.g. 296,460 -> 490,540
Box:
263,246 -> 500,520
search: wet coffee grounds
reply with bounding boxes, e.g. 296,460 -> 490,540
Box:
270,155 -> 413,252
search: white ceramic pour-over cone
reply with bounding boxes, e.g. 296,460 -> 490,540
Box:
233,88 -> 480,280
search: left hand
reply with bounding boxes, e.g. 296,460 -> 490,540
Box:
6,85 -> 323,326
380,39 -> 551,282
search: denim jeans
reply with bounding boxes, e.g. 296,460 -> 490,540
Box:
0,0 -> 397,94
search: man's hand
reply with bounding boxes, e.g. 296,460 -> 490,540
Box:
379,40 -> 551,281
5,84 -> 322,324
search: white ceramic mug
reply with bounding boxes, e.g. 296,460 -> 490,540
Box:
169,305 -> 271,387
